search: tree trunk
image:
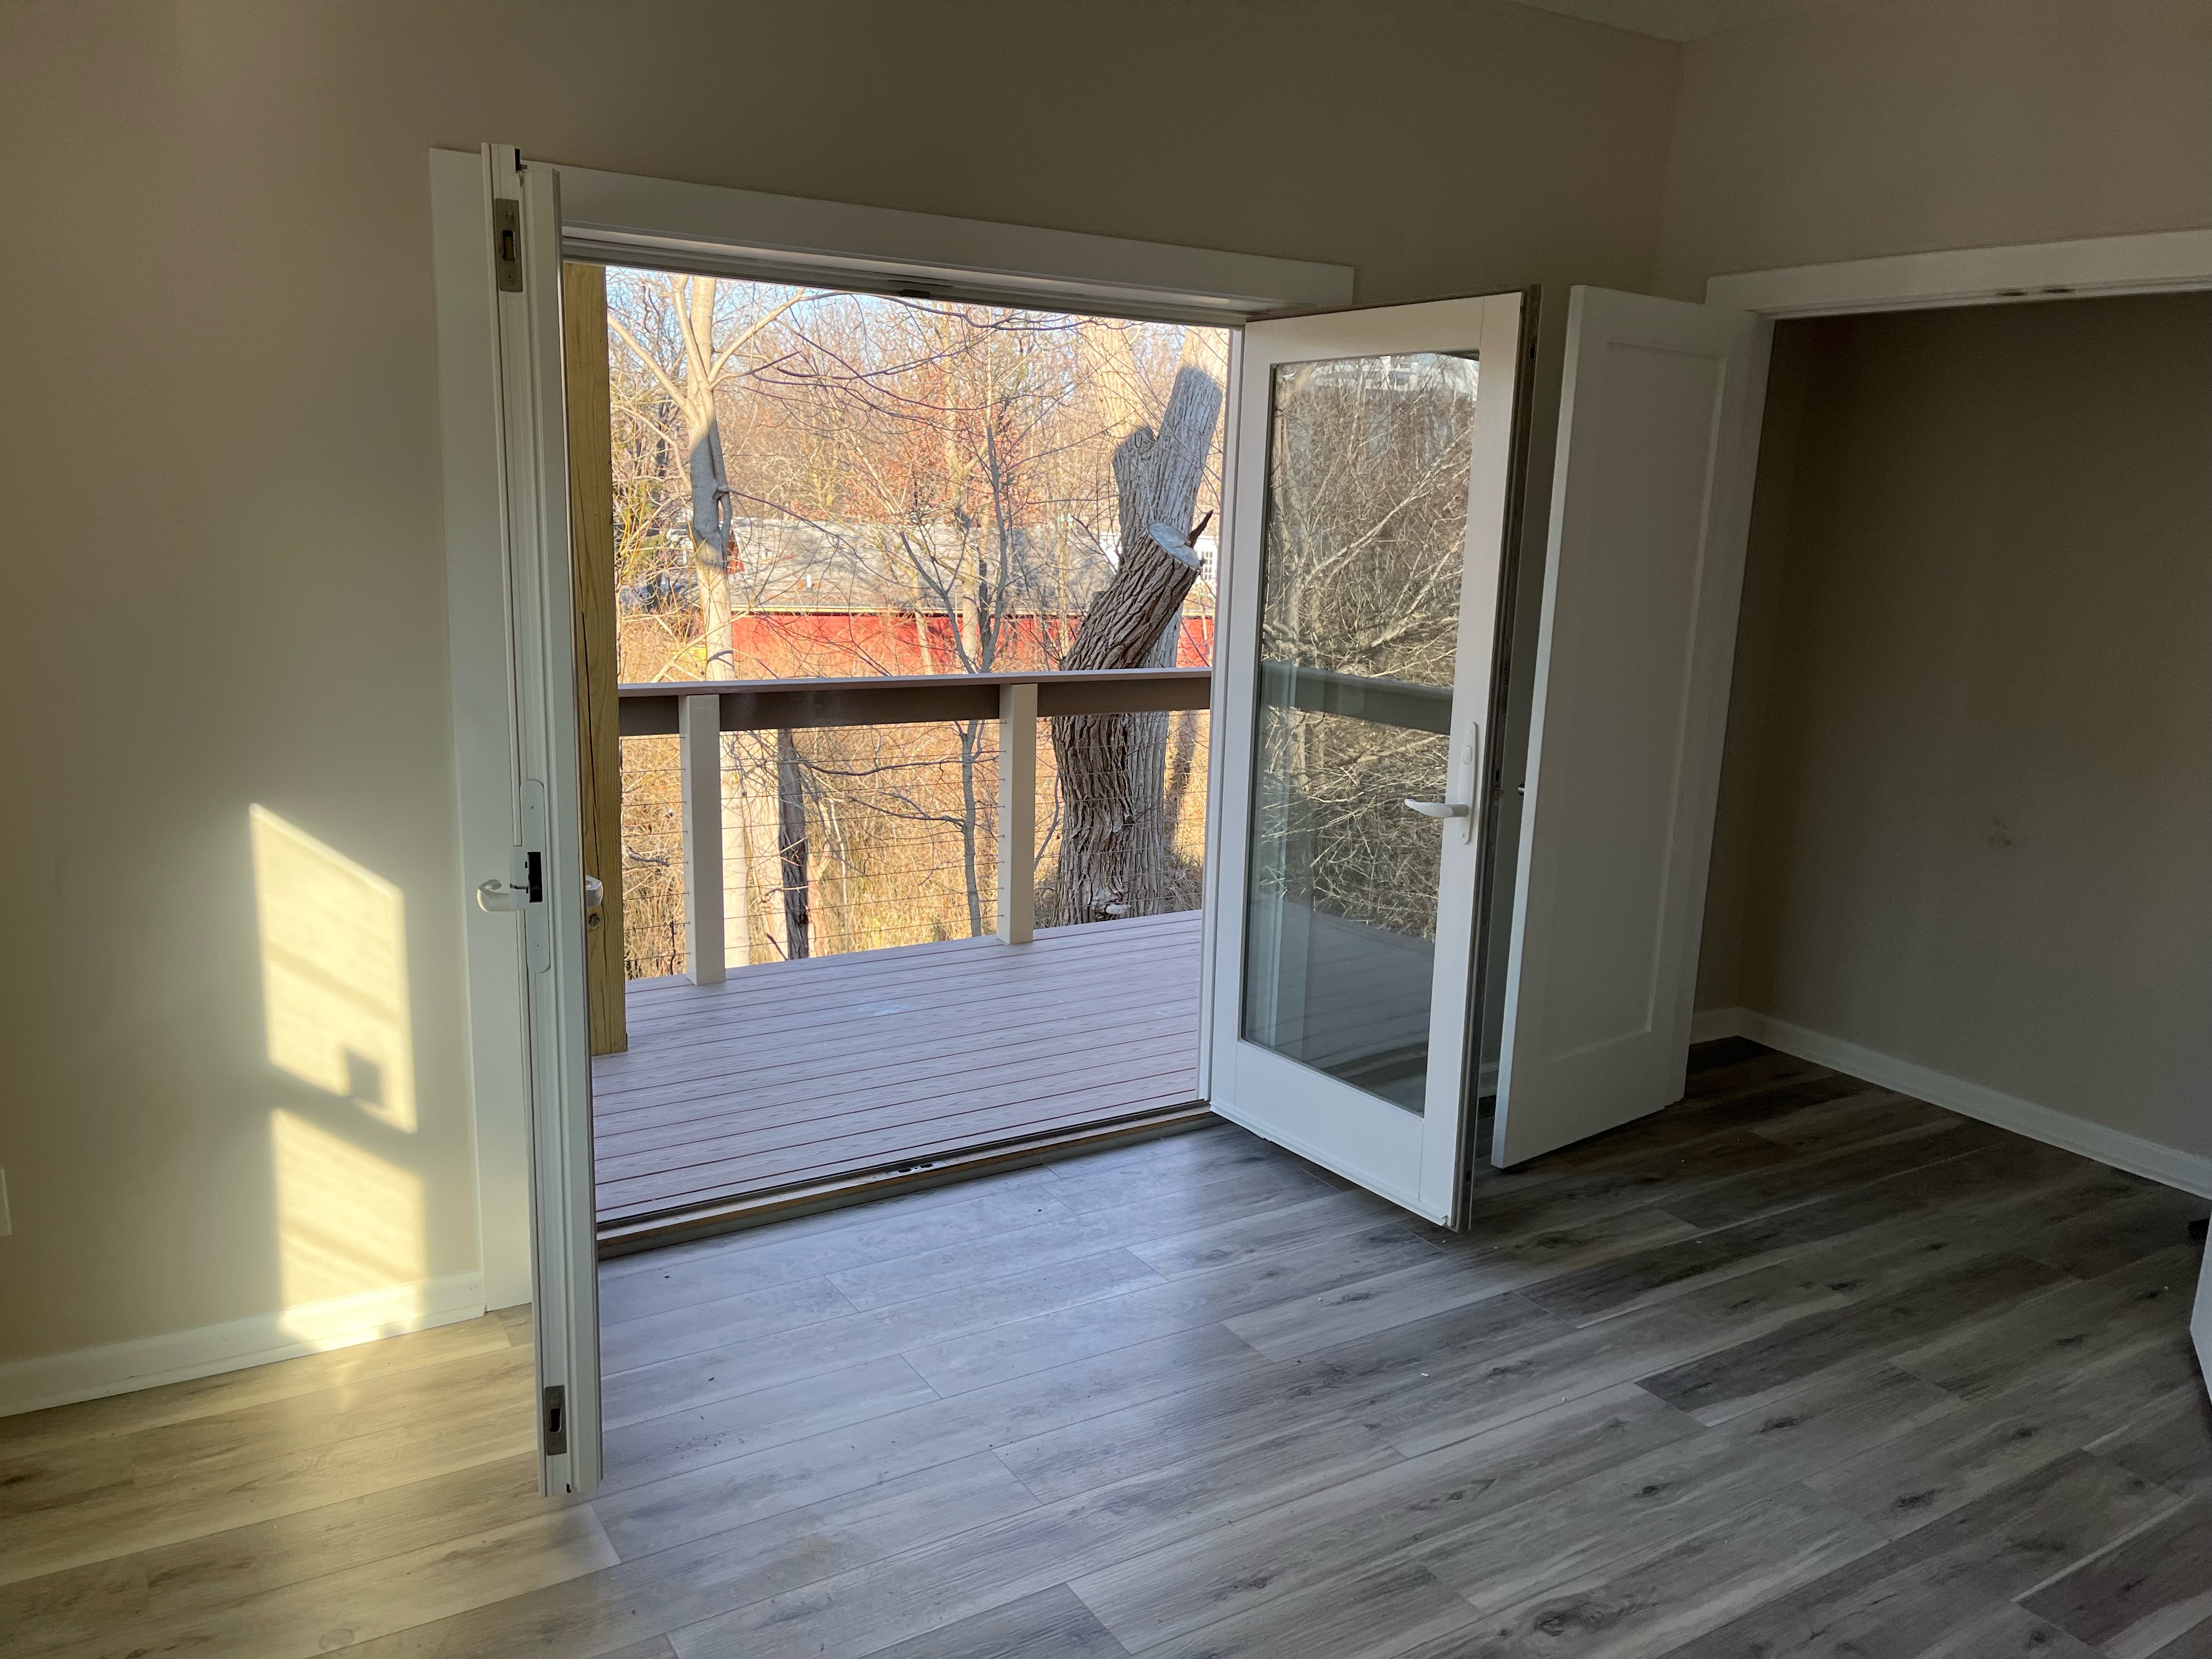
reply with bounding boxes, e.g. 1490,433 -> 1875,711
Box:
957,719 -> 986,938
731,732 -> 786,961
1118,623 -> 1180,916
776,727 -> 811,958
685,399 -> 735,680
718,732 -> 756,967
1161,707 -> 1200,869
611,274 -> 805,684
680,279 -> 738,681
1049,343 -> 1222,924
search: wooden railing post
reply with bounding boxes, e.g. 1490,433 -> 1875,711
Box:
997,681 -> 1037,944
679,693 -> 726,984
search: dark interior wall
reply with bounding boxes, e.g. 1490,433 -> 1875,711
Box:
1700,294 -> 2212,1159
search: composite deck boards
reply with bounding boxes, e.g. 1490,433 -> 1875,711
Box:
8,1040 -> 2209,1659
591,911 -> 1203,1221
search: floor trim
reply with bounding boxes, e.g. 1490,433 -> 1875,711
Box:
0,1271 -> 487,1419
1695,1005 -> 2212,1199
595,1104 -> 1218,1257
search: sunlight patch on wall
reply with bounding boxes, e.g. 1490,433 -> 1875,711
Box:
250,804 -> 417,1131
270,1109 -> 427,1334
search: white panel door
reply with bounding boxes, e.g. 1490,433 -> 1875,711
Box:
1209,293 -> 1524,1222
482,145 -> 603,1494
1492,286 -> 1770,1167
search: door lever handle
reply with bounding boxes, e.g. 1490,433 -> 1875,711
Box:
476,878 -> 530,913
1404,798 -> 1475,844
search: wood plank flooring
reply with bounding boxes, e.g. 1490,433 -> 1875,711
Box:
591,910 -> 1202,1223
5,1039 -> 2209,1658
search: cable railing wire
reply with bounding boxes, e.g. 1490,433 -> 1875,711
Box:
618,708 -> 1209,979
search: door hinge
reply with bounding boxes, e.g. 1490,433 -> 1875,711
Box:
493,198 -> 523,293
542,1384 -> 567,1454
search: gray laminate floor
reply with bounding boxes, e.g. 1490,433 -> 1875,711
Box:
5,1040 -> 2209,1658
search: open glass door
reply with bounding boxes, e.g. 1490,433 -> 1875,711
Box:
1208,294 -> 1524,1222
482,145 -> 603,1494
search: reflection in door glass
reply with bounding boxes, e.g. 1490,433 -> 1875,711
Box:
1242,352 -> 1481,1113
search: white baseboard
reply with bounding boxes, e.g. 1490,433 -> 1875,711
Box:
0,1271 -> 486,1419
1695,1006 -> 2212,1200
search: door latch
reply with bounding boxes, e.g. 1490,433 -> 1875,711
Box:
1406,725 -> 1480,843
476,848 -> 544,912
493,198 -> 523,292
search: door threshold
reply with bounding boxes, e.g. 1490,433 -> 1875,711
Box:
595,1103 -> 1216,1259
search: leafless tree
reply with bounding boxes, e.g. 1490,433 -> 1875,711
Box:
1251,353 -> 1482,944
1051,329 -> 1224,922
602,273 -> 1227,973
607,274 -> 804,679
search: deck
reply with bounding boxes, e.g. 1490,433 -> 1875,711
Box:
590,910 -> 1203,1224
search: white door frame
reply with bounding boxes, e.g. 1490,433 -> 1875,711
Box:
1705,227 -> 2212,318
550,162 -> 1352,325
485,146 -> 603,1495
1706,224 -> 2212,1389
427,149 -> 1353,1478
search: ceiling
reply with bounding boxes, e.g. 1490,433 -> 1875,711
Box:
1506,0 -> 1838,41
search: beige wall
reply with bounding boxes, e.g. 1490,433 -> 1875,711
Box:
0,1 -> 1680,1368
1701,294 -> 2212,1160
1655,0 -> 2212,297
10,0 -> 2210,1377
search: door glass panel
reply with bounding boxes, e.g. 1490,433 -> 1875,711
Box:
1242,352 -> 1481,1113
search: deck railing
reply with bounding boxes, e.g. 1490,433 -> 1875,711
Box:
618,668 -> 1212,983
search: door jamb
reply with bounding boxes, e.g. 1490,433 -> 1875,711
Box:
555,159 -> 1353,325
430,148 -> 1352,1320
1707,223 -> 2212,1393
1705,227 -> 2212,317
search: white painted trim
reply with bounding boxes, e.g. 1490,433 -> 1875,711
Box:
1190,332 -> 1247,1112
543,157 -> 1355,324
1705,228 -> 2212,319
0,1273 -> 485,1419
493,146 -> 605,1497
430,148 -> 536,1313
1694,1006 -> 2212,1199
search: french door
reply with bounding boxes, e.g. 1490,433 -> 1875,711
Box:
1207,286 -> 1770,1220
482,145 -> 603,1494
1207,294 -> 1526,1223
1491,289 -> 1770,1166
